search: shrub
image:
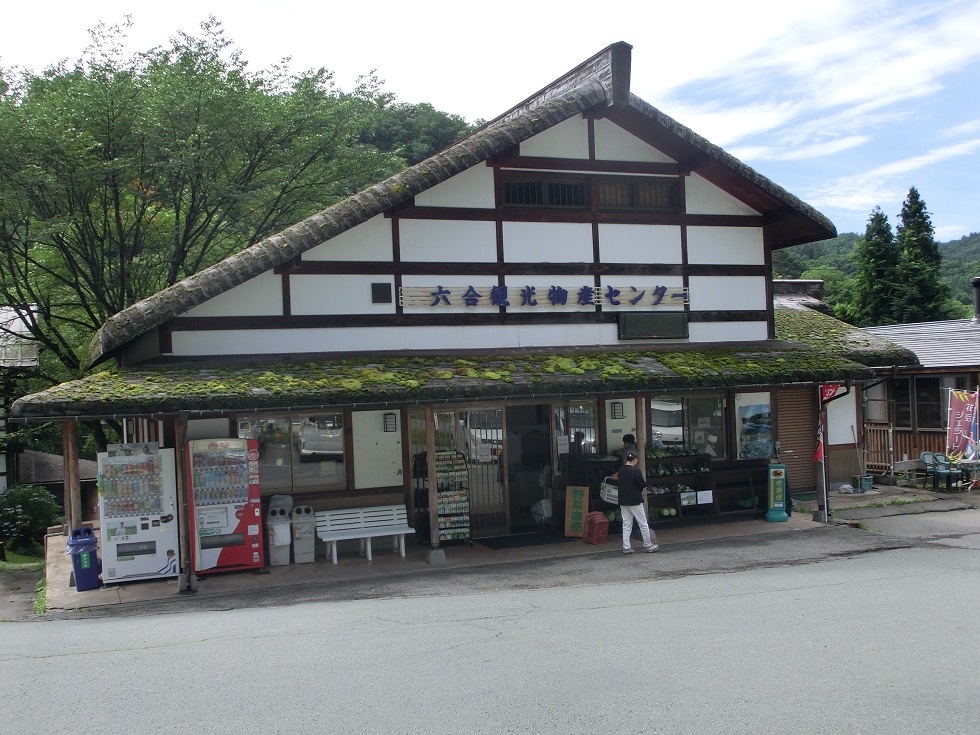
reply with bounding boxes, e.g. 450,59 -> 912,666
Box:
0,484 -> 61,554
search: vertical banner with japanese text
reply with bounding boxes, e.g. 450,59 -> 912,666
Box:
946,389 -> 979,461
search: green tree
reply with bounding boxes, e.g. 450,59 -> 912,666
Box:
893,187 -> 960,322
845,207 -> 900,326
361,102 -> 474,165
0,18 -> 399,392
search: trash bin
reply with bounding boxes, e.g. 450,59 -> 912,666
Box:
65,527 -> 101,591
292,506 -> 316,563
267,495 -> 293,567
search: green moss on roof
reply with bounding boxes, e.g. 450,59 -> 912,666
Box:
774,307 -> 919,367
12,344 -> 876,419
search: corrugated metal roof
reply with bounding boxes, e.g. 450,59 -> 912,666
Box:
863,319 -> 980,368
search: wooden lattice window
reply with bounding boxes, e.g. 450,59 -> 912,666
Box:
596,178 -> 677,212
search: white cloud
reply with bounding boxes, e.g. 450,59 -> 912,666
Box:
805,138 -> 980,212
731,135 -> 869,162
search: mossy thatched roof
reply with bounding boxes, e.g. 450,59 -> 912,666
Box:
12,342 -> 876,420
773,305 -> 919,367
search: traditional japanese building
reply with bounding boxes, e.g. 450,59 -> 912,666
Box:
13,43 -> 884,583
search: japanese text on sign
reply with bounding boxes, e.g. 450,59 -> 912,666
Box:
401,285 -> 689,309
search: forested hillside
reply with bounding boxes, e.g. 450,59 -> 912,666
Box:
774,230 -> 980,318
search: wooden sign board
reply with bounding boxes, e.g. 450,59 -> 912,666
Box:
564,485 -> 589,537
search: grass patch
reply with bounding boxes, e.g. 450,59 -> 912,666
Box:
0,547 -> 45,573
32,577 -> 46,616
832,497 -> 935,511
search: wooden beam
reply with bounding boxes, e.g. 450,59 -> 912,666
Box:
62,420 -> 81,531
425,404 -> 439,549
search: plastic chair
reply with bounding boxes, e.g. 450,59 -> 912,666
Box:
919,452 -> 936,488
932,453 -> 962,492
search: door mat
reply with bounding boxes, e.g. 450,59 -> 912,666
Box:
476,532 -> 577,550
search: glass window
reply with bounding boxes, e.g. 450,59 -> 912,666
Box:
686,396 -> 726,459
648,395 -> 727,459
914,377 -> 942,430
650,398 -> 684,446
891,378 -> 911,428
292,414 -> 346,490
864,382 -> 888,423
237,413 -> 346,494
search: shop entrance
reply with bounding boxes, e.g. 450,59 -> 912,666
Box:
410,404 -> 568,538
504,404 -> 556,531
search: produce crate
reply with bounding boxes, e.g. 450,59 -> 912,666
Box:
583,511 -> 609,544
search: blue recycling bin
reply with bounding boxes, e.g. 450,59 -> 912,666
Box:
66,527 -> 101,591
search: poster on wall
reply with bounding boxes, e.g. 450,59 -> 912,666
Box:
946,389 -> 979,461
737,403 -> 773,459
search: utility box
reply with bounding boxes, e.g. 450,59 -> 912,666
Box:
267,495 -> 293,566
291,506 -> 315,563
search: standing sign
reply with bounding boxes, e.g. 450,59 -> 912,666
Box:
564,485 -> 589,537
946,389 -> 979,462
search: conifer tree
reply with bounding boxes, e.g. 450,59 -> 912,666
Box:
893,187 -> 955,322
848,207 -> 899,326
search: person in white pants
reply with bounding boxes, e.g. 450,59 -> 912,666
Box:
616,450 -> 658,554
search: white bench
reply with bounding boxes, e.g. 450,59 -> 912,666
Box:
315,504 -> 416,564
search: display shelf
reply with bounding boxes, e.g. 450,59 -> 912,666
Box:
435,450 -> 471,543
645,453 -> 716,521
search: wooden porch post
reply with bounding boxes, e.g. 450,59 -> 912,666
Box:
425,404 -> 440,551
173,418 -> 195,591
61,420 -> 81,531
634,396 -> 647,474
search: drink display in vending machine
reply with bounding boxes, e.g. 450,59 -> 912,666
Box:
98,443 -> 180,584
186,438 -> 264,573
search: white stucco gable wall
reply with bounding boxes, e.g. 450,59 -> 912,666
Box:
519,116 -> 590,159
686,173 -> 760,216
413,164 -> 496,208
594,118 -> 675,163
304,214 -> 393,261
182,270 -> 283,318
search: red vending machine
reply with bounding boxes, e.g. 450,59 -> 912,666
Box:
186,438 -> 264,573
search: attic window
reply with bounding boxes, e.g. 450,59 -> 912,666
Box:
502,176 -> 586,209
596,178 -> 677,212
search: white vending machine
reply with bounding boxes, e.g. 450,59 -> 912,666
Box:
97,443 -> 180,584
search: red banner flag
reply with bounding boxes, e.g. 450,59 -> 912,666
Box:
814,412 -> 824,462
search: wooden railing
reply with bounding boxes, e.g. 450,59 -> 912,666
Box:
865,424 -> 948,475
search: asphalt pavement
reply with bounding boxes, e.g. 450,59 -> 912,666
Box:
2,482 -> 975,622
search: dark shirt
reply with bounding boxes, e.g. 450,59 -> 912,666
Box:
617,463 -> 647,506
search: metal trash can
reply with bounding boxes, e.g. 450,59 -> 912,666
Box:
291,506 -> 316,563
267,495 -> 293,567
65,527 -> 101,591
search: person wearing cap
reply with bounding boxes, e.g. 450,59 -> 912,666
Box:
617,449 -> 658,555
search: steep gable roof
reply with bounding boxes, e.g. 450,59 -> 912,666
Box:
84,42 -> 836,369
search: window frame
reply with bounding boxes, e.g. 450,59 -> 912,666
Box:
500,173 -> 679,214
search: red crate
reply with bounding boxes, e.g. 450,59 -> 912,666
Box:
583,511 -> 609,544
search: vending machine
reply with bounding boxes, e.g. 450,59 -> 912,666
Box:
186,438 -> 264,573
98,443 -> 180,584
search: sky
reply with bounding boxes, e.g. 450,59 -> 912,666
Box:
4,0 -> 980,240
